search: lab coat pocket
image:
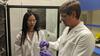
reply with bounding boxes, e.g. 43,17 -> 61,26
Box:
34,42 -> 40,56
60,41 -> 76,56
69,42 -> 76,56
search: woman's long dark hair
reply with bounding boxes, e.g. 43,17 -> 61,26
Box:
20,11 -> 40,46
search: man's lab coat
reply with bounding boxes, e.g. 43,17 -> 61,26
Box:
49,22 -> 95,56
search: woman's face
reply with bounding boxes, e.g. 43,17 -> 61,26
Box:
27,15 -> 36,29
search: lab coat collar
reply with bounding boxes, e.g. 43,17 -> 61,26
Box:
27,31 -> 37,44
61,21 -> 85,44
69,21 -> 85,33
62,21 -> 85,43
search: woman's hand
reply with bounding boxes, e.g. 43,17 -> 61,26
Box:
39,40 -> 49,48
40,50 -> 52,56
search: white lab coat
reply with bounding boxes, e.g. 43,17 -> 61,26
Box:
14,30 -> 56,56
49,22 -> 95,56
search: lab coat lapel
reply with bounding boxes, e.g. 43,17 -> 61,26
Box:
27,34 -> 32,44
67,22 -> 84,39
61,26 -> 75,45
61,22 -> 84,45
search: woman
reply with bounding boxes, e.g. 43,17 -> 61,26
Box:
14,11 -> 45,56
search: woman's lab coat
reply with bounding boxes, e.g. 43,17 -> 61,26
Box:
49,22 -> 95,56
14,30 -> 54,56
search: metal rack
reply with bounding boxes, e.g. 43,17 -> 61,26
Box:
0,1 -> 7,56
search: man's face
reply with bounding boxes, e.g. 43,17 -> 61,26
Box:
61,13 -> 73,26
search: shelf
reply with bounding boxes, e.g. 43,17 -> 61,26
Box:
85,24 -> 100,28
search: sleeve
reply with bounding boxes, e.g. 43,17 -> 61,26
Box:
73,33 -> 95,56
49,27 -> 69,50
49,37 -> 61,50
14,32 -> 23,56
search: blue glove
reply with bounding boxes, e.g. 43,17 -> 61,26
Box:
39,40 -> 49,48
40,50 -> 52,56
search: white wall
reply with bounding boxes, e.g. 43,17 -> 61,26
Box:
8,0 -> 67,6
10,8 -> 27,56
46,9 -> 58,34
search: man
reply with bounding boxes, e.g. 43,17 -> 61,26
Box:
40,1 -> 95,56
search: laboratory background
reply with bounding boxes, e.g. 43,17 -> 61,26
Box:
0,0 -> 100,56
